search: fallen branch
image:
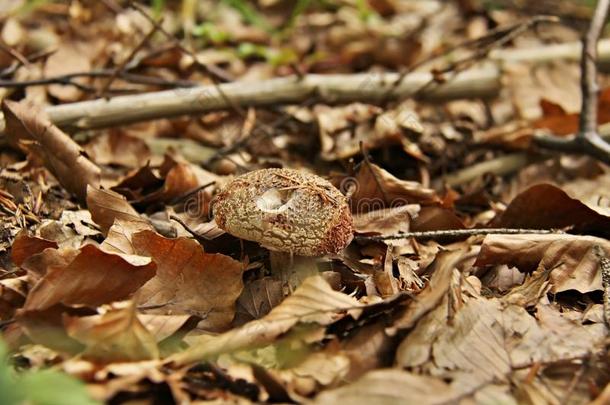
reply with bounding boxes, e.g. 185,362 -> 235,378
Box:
0,66 -> 500,134
534,0 -> 610,165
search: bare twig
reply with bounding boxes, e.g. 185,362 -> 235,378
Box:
534,0 -> 610,165
0,70 -> 196,89
0,42 -> 30,67
593,245 -> 610,329
355,228 -> 562,241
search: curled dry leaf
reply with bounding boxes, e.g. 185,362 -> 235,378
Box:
213,168 -> 353,256
64,303 -> 159,362
353,204 -> 419,236
332,161 -> 438,215
169,276 -> 362,365
2,100 -> 101,202
475,234 -> 610,293
493,183 -> 610,235
86,186 -> 150,235
132,230 -> 244,332
84,132 -> 151,168
11,230 -> 57,267
22,244 -> 156,312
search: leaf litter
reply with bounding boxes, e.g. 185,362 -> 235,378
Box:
1,1 -> 610,404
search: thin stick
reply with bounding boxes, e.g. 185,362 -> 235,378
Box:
355,228 -> 562,241
534,0 -> 610,165
593,245 -> 610,328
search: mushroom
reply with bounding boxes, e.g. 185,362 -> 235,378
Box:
212,168 -> 353,256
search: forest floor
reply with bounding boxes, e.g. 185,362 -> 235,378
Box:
1,1 -> 610,404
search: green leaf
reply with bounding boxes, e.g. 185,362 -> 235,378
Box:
0,341 -> 25,405
19,370 -> 100,405
0,339 -> 100,405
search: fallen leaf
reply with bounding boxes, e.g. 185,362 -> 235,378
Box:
170,276 -> 361,365
492,183 -> 610,235
2,100 -> 101,202
84,132 -> 151,168
133,230 -> 244,331
353,204 -> 419,236
234,277 -> 284,325
475,233 -> 610,293
137,313 -> 192,342
23,244 -> 156,312
11,230 -> 57,267
396,296 -> 606,398
86,186 -> 150,235
44,42 -> 91,101
313,369 -> 459,405
392,249 -> 463,330
332,161 -> 439,214
65,303 -> 159,362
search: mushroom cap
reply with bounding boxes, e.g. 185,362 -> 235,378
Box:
212,168 -> 353,256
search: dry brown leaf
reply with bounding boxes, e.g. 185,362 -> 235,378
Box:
44,42 -> 91,101
533,89 -> 610,136
84,132 -> 151,168
169,275 -> 362,365
492,183 -> 610,234
135,161 -> 201,205
137,313 -> 191,342
475,233 -> 610,293
2,100 -> 101,202
316,103 -> 382,161
22,244 -> 156,312
86,186 -> 150,235
65,303 -> 159,362
234,277 -> 284,325
392,249 -> 463,330
19,244 -> 80,282
312,369 -> 459,405
332,161 -> 438,214
353,204 -> 419,236
0,276 -> 28,320
409,206 -> 465,232
11,230 -> 57,267
133,230 -> 244,331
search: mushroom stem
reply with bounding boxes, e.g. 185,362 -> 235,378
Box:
269,251 -> 320,296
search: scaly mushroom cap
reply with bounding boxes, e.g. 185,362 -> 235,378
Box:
212,168 -> 353,256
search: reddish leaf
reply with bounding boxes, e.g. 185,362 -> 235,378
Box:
492,183 -> 610,234
11,230 -> 57,267
23,244 -> 156,312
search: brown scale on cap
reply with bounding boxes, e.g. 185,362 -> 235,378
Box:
212,168 -> 353,256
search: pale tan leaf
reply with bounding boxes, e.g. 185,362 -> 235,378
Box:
65,303 -> 159,362
86,186 -> 151,235
475,234 -> 610,293
169,276 -> 361,365
312,369 -> 459,405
